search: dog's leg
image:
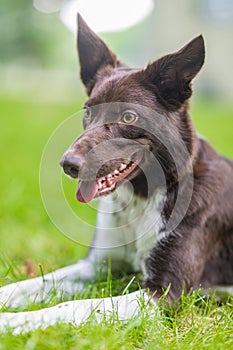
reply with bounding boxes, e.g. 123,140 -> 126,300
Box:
0,242 -> 128,308
0,290 -> 152,334
144,226 -> 225,302
0,247 -> 128,308
0,195 -> 134,308
0,260 -> 97,308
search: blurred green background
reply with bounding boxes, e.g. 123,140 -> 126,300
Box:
0,0 -> 232,281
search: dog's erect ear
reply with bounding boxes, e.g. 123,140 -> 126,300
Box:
77,14 -> 118,94
143,35 -> 205,110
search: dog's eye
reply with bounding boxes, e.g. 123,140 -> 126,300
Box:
84,106 -> 91,121
121,111 -> 137,124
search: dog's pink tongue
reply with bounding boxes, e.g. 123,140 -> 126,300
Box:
76,180 -> 98,203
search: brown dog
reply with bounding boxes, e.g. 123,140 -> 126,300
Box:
61,14 -> 233,301
0,14 -> 232,333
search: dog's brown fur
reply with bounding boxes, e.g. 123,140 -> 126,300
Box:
62,15 -> 233,303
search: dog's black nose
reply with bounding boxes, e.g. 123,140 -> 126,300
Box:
60,155 -> 82,178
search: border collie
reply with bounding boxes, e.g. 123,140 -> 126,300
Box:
0,14 -> 232,333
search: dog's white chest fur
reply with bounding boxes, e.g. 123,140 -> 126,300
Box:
95,184 -> 166,272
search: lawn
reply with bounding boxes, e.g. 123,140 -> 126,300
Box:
0,93 -> 233,349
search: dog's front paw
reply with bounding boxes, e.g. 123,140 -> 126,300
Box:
0,311 -> 28,334
0,277 -> 85,308
0,310 -> 47,334
0,300 -> 88,334
0,278 -> 43,308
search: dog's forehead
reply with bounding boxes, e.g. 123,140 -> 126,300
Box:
87,67 -> 148,105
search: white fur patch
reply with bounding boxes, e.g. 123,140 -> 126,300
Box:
90,183 -> 166,272
0,290 -> 154,334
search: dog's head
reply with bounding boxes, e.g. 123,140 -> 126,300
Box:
61,14 -> 205,203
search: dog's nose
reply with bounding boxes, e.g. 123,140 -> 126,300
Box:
60,155 -> 82,178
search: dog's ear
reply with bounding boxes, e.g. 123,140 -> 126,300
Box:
143,35 -> 205,110
77,14 -> 118,94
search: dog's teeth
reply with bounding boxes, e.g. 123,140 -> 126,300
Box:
119,163 -> 127,172
114,170 -> 119,175
98,182 -> 102,190
107,174 -> 112,179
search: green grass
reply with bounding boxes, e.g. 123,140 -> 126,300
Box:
0,94 -> 233,349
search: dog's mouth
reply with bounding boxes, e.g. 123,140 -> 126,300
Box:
76,157 -> 142,203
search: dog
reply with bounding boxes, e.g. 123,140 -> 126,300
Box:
0,14 -> 232,334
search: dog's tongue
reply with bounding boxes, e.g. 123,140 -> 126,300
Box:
76,180 -> 98,203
